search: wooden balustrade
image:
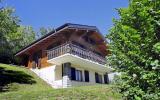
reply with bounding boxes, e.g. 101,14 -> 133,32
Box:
47,43 -> 106,65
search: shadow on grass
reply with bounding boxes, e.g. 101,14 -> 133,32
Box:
0,66 -> 36,92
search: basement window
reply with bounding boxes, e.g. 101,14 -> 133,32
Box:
95,73 -> 102,83
71,67 -> 83,82
75,70 -> 83,81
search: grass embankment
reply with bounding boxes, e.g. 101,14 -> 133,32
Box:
0,63 -> 121,100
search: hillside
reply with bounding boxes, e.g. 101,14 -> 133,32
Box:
0,63 -> 121,100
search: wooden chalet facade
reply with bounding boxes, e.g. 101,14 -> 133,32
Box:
15,23 -> 111,88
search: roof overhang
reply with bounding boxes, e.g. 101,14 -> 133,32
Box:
15,23 -> 107,56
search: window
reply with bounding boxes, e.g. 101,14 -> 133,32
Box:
70,67 -> 83,82
95,73 -> 103,83
72,41 -> 85,49
47,41 -> 61,50
89,38 -> 96,45
83,36 -> 96,45
84,70 -> 89,82
75,70 -> 83,81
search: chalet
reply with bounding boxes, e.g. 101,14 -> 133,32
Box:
15,23 -> 112,88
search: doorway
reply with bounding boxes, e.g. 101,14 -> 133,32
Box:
32,50 -> 42,69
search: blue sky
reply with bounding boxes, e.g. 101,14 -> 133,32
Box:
3,0 -> 128,35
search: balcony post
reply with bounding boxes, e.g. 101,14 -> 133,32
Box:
66,41 -> 71,53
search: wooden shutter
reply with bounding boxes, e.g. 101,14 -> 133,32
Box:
84,70 -> 89,82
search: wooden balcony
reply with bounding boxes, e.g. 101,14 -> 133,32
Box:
47,43 -> 106,65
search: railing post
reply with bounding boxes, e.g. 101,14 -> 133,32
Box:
66,43 -> 71,53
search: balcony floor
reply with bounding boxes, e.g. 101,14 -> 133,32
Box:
47,53 -> 112,72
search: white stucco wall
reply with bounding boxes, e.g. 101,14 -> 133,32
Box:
55,65 -> 62,80
31,65 -> 63,88
31,64 -> 109,88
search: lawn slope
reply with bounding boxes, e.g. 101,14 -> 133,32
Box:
0,63 -> 121,100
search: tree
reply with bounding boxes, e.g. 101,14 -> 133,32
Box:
0,2 -> 36,64
11,26 -> 36,54
107,0 -> 160,99
37,27 -> 53,38
0,7 -> 19,63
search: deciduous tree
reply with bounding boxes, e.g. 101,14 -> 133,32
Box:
0,3 -> 36,64
107,0 -> 160,99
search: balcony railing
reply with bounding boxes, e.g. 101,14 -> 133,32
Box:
47,43 -> 106,65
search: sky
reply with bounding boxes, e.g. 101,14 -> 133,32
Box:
3,0 -> 128,35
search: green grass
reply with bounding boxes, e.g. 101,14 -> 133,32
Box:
0,63 -> 121,100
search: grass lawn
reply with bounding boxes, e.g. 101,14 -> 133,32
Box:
0,63 -> 121,100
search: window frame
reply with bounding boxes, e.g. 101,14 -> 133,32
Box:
95,72 -> 103,83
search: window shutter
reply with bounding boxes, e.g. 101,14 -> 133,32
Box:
80,71 -> 83,81
104,74 -> 109,84
71,67 -> 76,80
99,75 -> 102,83
95,73 -> 99,83
84,70 -> 89,82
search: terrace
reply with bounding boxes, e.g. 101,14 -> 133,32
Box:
47,42 -> 106,65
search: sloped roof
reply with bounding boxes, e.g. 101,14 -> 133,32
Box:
15,23 -> 107,56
